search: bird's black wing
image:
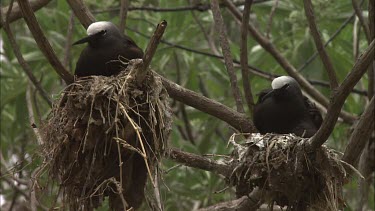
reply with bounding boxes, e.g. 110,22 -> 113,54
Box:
303,96 -> 323,129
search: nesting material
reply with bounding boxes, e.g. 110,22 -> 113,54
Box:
41,59 -> 172,210
228,133 -> 348,210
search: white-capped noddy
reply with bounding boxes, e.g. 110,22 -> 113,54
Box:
253,76 -> 322,138
73,21 -> 143,77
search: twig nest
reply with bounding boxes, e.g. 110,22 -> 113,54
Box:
41,59 -> 172,210
228,133 -> 347,210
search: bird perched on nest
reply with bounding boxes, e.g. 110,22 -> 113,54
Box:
253,76 -> 322,138
73,21 -> 143,77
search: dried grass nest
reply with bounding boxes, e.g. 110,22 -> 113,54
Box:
41,59 -> 172,210
228,133 -> 351,211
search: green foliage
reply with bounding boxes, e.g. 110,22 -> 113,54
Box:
0,0 -> 373,210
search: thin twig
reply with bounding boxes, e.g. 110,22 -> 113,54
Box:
265,0 -> 279,38
66,0 -> 96,28
211,0 -> 245,113
137,20 -> 167,85
63,11 -> 75,71
303,0 -> 339,89
119,0 -> 129,33
342,97 -> 374,165
353,17 -> 360,60
368,0 -> 375,99
298,0 -> 365,73
127,26 -> 367,97
351,0 -> 371,43
17,0 -> 74,84
223,0 -> 357,123
0,0 -> 52,28
308,40 -> 375,151
0,12 -> 52,107
240,0 -> 255,116
91,0 -> 271,14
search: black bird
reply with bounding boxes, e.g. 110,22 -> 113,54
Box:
73,21 -> 144,77
253,76 -> 322,138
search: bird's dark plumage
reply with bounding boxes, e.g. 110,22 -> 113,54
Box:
253,76 -> 322,138
74,21 -> 143,77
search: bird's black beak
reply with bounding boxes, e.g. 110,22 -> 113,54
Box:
73,30 -> 106,46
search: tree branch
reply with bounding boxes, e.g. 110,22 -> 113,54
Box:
307,40 -> 375,151
127,26 -> 367,98
137,20 -> 167,85
119,0 -> 129,33
303,0 -> 339,89
66,0 -> 96,28
0,0 -> 51,28
240,0 -> 255,116
211,0 -> 245,113
368,0 -> 375,98
0,10 -> 52,107
351,0 -> 371,43
166,148 -> 232,177
160,76 -> 256,133
223,0 -> 357,123
342,97 -> 374,165
17,0 -> 74,84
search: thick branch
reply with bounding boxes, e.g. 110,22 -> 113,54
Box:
223,0 -> 356,123
303,0 -> 339,89
160,76 -> 256,133
167,148 -> 232,177
197,192 -> 263,211
211,0 -> 245,113
0,0 -> 51,28
17,0 -> 74,84
308,40 -> 375,151
137,20 -> 167,85
342,97 -> 374,165
240,0 -> 255,116
66,0 -> 96,28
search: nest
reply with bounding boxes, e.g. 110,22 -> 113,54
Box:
41,59 -> 172,210
228,133 -> 349,211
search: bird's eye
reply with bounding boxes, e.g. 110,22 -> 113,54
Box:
101,30 -> 107,35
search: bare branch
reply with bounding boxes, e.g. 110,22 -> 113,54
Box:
368,0 -> 375,98
92,1 -> 271,14
166,148 -> 231,177
127,26 -> 367,98
303,0 -> 339,89
160,76 -> 256,133
342,97 -> 374,165
197,191 -> 263,211
265,0 -> 279,38
211,0 -> 245,113
63,12 -> 75,70
66,0 -> 96,28
223,0 -> 357,123
240,0 -> 255,116
352,0 -> 371,43
17,0 -> 74,84
119,0 -> 129,33
308,40 -> 375,151
0,0 -> 51,28
137,20 -> 167,85
0,15 -> 52,107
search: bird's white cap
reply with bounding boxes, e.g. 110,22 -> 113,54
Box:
271,76 -> 300,90
87,21 -> 118,36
